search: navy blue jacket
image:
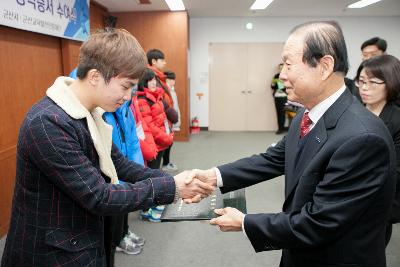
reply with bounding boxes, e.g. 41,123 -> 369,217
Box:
1,95 -> 175,267
219,89 -> 396,267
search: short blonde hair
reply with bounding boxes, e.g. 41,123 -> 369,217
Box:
77,28 -> 147,82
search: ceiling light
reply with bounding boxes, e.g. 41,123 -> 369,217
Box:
165,0 -> 185,11
250,0 -> 274,10
347,0 -> 382,8
246,23 -> 253,30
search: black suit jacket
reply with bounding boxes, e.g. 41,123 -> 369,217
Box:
380,102 -> 400,223
1,96 -> 175,267
218,89 -> 396,267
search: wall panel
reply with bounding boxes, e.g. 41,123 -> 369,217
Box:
0,150 -> 16,237
90,1 -> 108,32
61,39 -> 81,75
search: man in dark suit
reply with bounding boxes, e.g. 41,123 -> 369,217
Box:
1,28 -> 213,267
347,37 -> 388,102
186,21 -> 396,267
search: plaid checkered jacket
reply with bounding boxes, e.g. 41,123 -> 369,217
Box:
1,95 -> 175,267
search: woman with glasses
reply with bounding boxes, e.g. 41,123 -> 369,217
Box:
355,54 -> 400,246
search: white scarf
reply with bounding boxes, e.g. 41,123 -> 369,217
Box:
46,77 -> 119,184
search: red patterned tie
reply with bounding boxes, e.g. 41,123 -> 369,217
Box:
300,112 -> 312,138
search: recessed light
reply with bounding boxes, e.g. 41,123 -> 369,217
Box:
347,0 -> 382,9
165,0 -> 185,11
246,22 -> 254,30
250,0 -> 275,10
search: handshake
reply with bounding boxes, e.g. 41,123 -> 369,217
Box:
172,168 -> 246,232
173,168 -> 217,204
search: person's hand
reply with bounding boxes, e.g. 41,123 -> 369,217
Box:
174,171 -> 215,203
182,168 -> 217,203
185,168 -> 217,188
209,207 -> 245,232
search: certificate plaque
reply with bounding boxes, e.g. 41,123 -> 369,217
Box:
160,189 -> 247,221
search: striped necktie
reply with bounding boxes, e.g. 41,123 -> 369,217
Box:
300,112 -> 312,138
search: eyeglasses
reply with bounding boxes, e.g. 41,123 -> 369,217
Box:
355,79 -> 385,88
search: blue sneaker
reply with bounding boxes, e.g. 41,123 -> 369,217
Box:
153,205 -> 165,212
140,208 -> 162,222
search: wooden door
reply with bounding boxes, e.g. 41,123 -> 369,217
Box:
209,42 -> 284,131
209,43 -> 247,131
246,43 -> 284,131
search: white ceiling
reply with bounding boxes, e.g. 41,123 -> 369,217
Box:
95,0 -> 400,17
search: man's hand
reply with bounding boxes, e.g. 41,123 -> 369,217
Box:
185,168 -> 218,187
209,207 -> 245,232
174,171 -> 215,203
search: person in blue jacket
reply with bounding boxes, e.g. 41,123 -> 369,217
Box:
70,69 -> 146,265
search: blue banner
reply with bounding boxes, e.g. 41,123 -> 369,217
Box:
1,0 -> 90,41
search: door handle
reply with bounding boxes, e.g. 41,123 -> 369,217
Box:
241,90 -> 246,94
247,90 -> 252,94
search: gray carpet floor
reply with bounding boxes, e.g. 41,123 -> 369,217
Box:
1,131 -> 399,266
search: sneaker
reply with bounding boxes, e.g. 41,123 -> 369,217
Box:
153,205 -> 165,212
116,236 -> 143,255
140,208 -> 162,222
127,230 -> 145,246
162,163 -> 178,171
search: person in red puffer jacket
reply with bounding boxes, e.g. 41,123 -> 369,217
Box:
147,49 -> 179,173
136,68 -> 174,222
136,68 -> 173,169
130,92 -> 158,164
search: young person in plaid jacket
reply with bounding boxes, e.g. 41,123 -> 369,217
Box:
1,28 -> 213,267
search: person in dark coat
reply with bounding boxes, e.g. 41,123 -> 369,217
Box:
1,28 -> 213,267
187,21 -> 396,267
347,37 -> 388,101
271,63 -> 288,134
361,36 -> 387,61
357,54 -> 400,246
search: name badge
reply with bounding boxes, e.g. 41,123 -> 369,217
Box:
136,122 -> 145,140
164,119 -> 171,134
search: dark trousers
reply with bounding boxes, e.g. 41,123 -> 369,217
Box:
274,97 -> 287,131
385,222 -> 393,247
145,151 -> 165,212
162,144 -> 173,166
104,214 -> 128,267
148,150 -> 165,169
